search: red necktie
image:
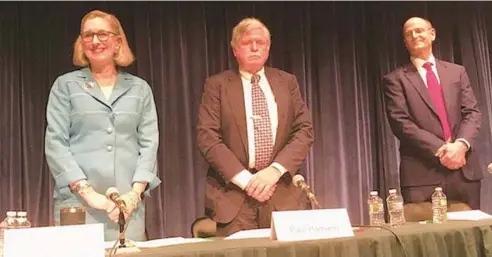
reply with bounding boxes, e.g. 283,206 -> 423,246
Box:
423,62 -> 452,141
251,74 -> 273,170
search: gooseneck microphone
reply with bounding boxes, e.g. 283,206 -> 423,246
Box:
292,174 -> 321,209
105,187 -> 126,209
105,187 -> 127,248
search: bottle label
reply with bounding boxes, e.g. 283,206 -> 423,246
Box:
371,205 -> 381,212
440,199 -> 447,207
390,202 -> 403,209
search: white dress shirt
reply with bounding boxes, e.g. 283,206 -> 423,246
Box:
231,67 -> 288,190
411,55 -> 441,86
410,55 -> 470,149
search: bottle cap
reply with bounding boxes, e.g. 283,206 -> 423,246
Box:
17,211 -> 27,217
435,187 -> 442,192
370,191 -> 379,196
6,211 -> 16,217
388,189 -> 397,194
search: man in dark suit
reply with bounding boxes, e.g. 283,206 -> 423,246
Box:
383,17 -> 482,209
197,17 -> 314,236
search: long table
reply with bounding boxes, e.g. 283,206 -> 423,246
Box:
121,220 -> 492,257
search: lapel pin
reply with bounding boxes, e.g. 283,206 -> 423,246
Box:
84,82 -> 95,90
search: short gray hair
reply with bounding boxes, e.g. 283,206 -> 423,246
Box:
230,17 -> 271,49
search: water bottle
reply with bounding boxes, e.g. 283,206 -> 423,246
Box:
0,211 -> 18,254
368,191 -> 385,226
432,187 -> 447,223
387,188 -> 405,227
15,211 -> 31,229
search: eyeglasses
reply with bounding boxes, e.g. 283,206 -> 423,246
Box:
80,30 -> 117,43
404,27 -> 433,38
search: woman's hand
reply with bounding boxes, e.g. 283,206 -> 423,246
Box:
120,190 -> 141,219
79,186 -> 113,210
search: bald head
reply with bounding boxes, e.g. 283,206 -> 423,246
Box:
402,17 -> 436,59
403,17 -> 433,31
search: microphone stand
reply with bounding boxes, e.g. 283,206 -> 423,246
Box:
107,206 -> 140,256
300,182 -> 321,210
310,197 -> 322,210
118,211 -> 126,248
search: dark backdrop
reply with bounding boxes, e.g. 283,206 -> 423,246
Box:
1,1 -> 492,238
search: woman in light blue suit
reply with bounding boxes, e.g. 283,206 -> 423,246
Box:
45,10 -> 161,241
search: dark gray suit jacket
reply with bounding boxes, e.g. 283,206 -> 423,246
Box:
383,60 -> 482,187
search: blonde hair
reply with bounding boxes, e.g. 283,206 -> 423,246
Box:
73,10 -> 135,67
230,17 -> 271,49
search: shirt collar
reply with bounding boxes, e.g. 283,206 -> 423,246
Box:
239,67 -> 266,82
411,54 -> 436,70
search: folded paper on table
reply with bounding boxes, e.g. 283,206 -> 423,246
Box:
224,228 -> 271,240
447,210 -> 492,221
104,237 -> 211,249
271,208 -> 354,241
3,223 -> 104,257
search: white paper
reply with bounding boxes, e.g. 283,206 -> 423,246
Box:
104,237 -> 210,249
447,210 -> 492,221
3,223 -> 105,257
271,208 -> 354,241
224,228 -> 271,240
136,237 -> 210,247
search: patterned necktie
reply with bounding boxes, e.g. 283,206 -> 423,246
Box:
251,74 -> 273,170
423,62 -> 452,141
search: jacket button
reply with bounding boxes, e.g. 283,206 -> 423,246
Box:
106,145 -> 113,152
106,127 -> 113,134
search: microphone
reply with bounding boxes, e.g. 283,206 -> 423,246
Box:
292,174 -> 321,209
105,187 -> 126,209
105,187 -> 127,248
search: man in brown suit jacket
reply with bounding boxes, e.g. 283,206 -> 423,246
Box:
383,17 -> 482,209
197,17 -> 314,236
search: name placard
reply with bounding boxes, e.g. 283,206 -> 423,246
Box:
3,223 -> 105,257
271,208 -> 354,241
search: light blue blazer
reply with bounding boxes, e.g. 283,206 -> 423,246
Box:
45,67 -> 161,241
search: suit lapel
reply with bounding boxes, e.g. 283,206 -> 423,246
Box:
78,68 -> 110,108
435,60 -> 458,129
226,71 -> 249,154
108,72 -> 134,105
403,63 -> 438,116
78,68 -> 134,108
265,67 -> 288,157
